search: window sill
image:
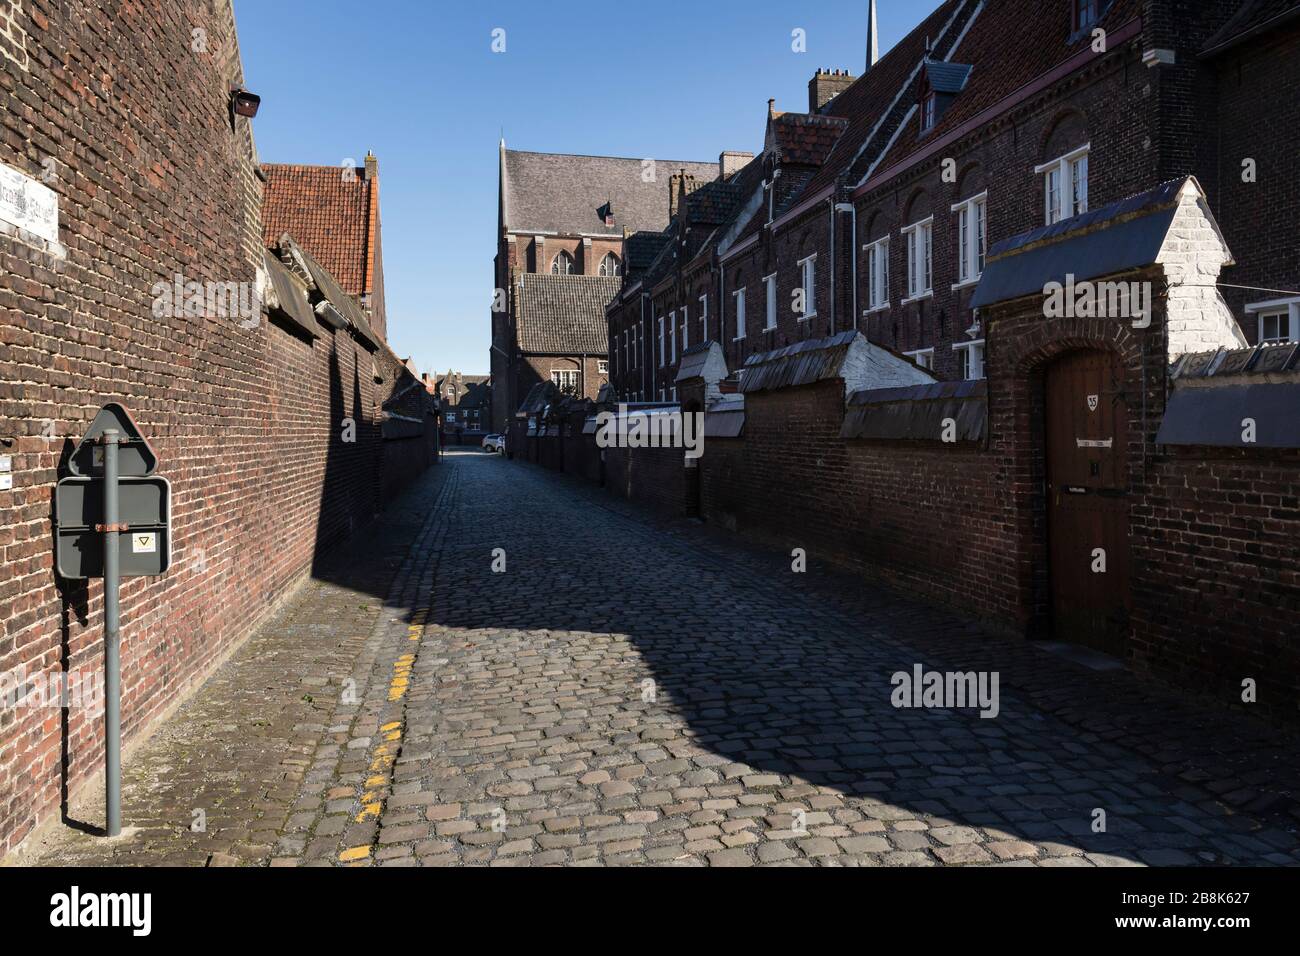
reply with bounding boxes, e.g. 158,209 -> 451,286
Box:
900,292 -> 933,306
732,336 -> 746,342
798,313 -> 817,322
951,277 -> 981,292
863,303 -> 891,316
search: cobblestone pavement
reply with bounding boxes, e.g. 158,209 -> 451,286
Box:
18,451 -> 1300,867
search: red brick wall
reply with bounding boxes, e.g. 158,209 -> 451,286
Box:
0,0 -> 434,857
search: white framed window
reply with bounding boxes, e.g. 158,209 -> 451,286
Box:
733,287 -> 747,340
681,305 -> 689,350
1246,297 -> 1300,343
669,310 -> 677,363
764,273 -> 777,330
921,92 -> 937,133
952,192 -> 987,287
901,217 -> 933,302
1073,0 -> 1100,33
700,294 -> 709,342
904,348 -> 935,370
657,314 -> 665,367
863,236 -> 889,312
797,255 -> 817,319
1036,144 -> 1089,225
551,368 -> 579,393
953,339 -> 985,380
551,251 -> 575,275
598,253 -> 621,277
597,359 -> 608,374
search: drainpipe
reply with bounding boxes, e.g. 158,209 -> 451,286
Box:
828,198 -> 836,334
836,202 -> 858,330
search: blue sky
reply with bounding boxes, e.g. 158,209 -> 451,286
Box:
234,1 -> 932,376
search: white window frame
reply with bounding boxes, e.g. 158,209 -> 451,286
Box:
598,252 -> 621,277
764,273 -> 778,330
657,314 -> 665,367
700,294 -> 709,342
863,236 -> 890,313
797,255 -> 817,320
733,287 -> 746,340
681,305 -> 689,351
904,347 -> 935,370
953,339 -> 986,380
1246,297 -> 1300,344
901,217 -> 933,303
669,309 -> 677,363
951,192 -> 987,289
597,359 -> 608,374
551,368 -> 580,392
551,250 -> 575,275
1036,144 -> 1089,225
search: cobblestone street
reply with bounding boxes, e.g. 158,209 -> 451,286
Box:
18,451 -> 1300,868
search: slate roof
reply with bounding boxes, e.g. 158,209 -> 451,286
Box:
924,60 -> 973,94
502,149 -> 717,237
970,178 -> 1199,308
1203,0 -> 1300,55
516,274 -> 622,354
625,231 -> 673,273
262,163 -> 377,298
739,330 -> 862,393
686,179 -> 746,226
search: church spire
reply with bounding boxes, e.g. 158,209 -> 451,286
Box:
866,0 -> 879,72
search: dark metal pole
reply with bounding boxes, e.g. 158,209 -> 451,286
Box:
102,428 -> 121,836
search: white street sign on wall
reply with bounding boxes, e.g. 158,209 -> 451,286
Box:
0,161 -> 59,245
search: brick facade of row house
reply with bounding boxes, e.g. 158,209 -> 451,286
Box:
0,0 -> 435,857
599,0 -> 1300,719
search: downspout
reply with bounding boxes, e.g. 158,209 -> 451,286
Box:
836,202 -> 858,330
828,198 -> 836,334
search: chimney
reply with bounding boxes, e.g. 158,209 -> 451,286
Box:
809,68 -> 856,113
364,150 -> 378,182
668,169 -> 702,220
720,151 -> 754,181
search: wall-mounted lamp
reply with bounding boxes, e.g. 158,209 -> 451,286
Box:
230,88 -> 261,118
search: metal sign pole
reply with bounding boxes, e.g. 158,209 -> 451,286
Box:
102,427 -> 122,837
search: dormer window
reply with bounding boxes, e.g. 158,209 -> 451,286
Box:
921,92 -> 937,132
917,62 -> 972,137
1073,0 -> 1100,32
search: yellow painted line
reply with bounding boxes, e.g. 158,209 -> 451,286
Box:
339,845 -> 372,862
365,775 -> 386,788
381,721 -> 401,733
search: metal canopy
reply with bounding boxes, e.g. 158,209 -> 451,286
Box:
970,179 -> 1191,309
1156,383 -> 1300,448
841,380 -> 987,442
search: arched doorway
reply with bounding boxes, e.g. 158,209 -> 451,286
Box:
1044,349 -> 1131,656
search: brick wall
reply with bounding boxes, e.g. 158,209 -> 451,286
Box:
0,0 -> 434,857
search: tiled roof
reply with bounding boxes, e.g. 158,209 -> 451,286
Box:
516,274 -> 622,354
503,148 -> 717,237
769,112 -> 850,167
800,0 -> 969,197
625,231 -> 673,273
686,179 -> 746,226
924,60 -> 973,94
866,0 -> 1141,179
1202,0 -> 1300,54
262,163 -> 376,298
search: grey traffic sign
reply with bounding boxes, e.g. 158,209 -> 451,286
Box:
55,476 -> 171,578
67,402 -> 159,477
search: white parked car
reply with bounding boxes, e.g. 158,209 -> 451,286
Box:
482,434 -> 506,454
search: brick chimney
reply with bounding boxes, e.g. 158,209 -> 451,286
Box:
720,151 -> 754,181
809,68 -> 855,112
669,170 -> 702,220
364,150 -> 378,181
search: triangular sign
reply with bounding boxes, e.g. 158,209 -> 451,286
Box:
68,402 -> 159,477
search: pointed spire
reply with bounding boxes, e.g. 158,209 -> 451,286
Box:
866,0 -> 879,72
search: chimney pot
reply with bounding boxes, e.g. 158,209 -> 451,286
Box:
808,68 -> 856,113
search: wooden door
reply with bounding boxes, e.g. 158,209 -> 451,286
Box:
1045,350 -> 1131,656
